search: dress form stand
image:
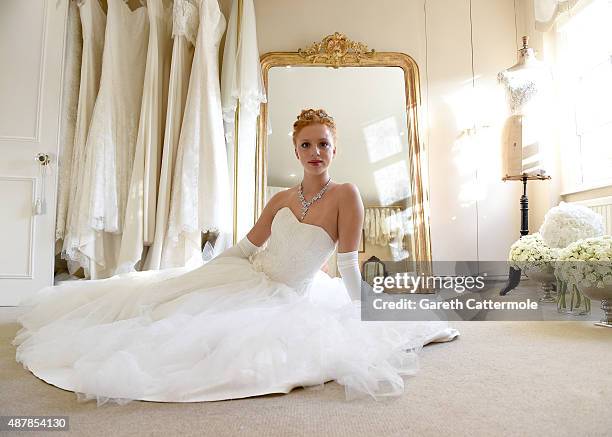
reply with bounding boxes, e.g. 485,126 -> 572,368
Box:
497,35 -> 552,295
500,173 -> 550,295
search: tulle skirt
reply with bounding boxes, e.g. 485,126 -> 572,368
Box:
12,256 -> 458,405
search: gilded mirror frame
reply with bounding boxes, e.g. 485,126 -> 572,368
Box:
255,32 -> 432,265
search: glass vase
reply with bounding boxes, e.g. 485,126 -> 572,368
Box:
557,281 -> 591,316
526,267 -> 557,303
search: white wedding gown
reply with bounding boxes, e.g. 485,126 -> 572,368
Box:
76,0 -> 149,278
13,207 -> 459,404
164,0 -> 232,268
117,0 -> 173,274
55,0 -> 82,251
61,0 -> 106,275
144,0 -> 199,271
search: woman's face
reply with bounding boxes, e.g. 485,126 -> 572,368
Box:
293,123 -> 336,175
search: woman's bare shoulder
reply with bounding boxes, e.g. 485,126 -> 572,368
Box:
336,183 -> 362,207
337,182 -> 360,193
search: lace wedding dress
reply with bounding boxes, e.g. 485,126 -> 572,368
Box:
61,0 -> 106,274
163,0 -> 232,268
13,207 -> 458,404
75,0 -> 149,278
143,0 -> 199,270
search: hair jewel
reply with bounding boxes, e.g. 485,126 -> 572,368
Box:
292,108 -> 338,143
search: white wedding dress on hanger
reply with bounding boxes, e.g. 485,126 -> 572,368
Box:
61,0 -> 106,275
117,0 -> 173,273
55,0 -> 82,252
13,207 -> 458,404
76,0 -> 149,278
163,0 -> 232,268
144,0 -> 199,270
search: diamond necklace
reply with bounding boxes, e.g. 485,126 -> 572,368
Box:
298,178 -> 332,220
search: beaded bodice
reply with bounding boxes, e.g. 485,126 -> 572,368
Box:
250,207 -> 337,295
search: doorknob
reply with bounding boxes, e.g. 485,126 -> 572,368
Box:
35,153 -> 51,166
33,153 -> 51,215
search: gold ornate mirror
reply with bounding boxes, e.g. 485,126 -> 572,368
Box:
255,32 -> 431,280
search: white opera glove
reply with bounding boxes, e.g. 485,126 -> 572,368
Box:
337,251 -> 363,302
216,236 -> 260,259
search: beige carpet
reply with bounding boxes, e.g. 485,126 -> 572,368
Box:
1,307 -> 611,436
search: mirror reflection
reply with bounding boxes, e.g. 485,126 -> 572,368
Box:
264,66 -> 418,283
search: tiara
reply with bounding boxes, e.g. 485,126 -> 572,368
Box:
296,109 -> 334,122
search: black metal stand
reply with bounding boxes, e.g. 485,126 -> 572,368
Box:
500,176 -> 529,295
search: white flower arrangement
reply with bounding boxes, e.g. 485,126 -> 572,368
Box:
555,236 -> 612,288
508,233 -> 559,271
538,201 -> 605,248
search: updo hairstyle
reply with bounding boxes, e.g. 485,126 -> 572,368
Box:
292,108 -> 337,145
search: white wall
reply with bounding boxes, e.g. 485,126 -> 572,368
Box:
516,0 -> 612,219
219,0 -> 524,267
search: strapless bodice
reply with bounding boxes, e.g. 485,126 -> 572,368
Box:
250,207 -> 337,294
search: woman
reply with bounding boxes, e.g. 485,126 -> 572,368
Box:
13,108 -> 459,405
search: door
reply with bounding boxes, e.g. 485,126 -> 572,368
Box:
0,0 -> 68,305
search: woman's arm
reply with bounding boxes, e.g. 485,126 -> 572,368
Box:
337,183 -> 365,252
216,190 -> 287,259
336,183 -> 365,301
246,190 -> 288,247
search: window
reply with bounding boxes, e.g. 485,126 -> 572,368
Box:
554,0 -> 612,192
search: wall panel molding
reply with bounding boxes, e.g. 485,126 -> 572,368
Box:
0,0 -> 48,142
0,176 -> 35,279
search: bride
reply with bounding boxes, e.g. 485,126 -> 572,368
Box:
13,108 -> 459,405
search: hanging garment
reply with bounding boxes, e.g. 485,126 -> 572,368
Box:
55,0 -> 82,254
88,0 -> 149,234
373,209 -> 381,245
365,207 -> 407,249
388,208 -> 398,240
163,0 -> 230,268
14,206 -> 459,404
389,208 -> 408,260
221,0 -> 267,244
370,209 -> 377,244
392,208 -> 400,240
395,207 -> 405,252
116,0 -> 173,274
143,0 -> 199,271
220,0 -> 265,125
363,208 -> 372,244
367,209 -> 375,244
397,208 -> 407,256
61,0 -> 107,275
381,208 -> 390,245
76,0 -> 149,278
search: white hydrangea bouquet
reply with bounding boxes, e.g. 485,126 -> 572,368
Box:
555,236 -> 612,289
538,201 -> 605,248
554,236 -> 612,314
508,232 -> 559,271
507,201 -> 606,314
